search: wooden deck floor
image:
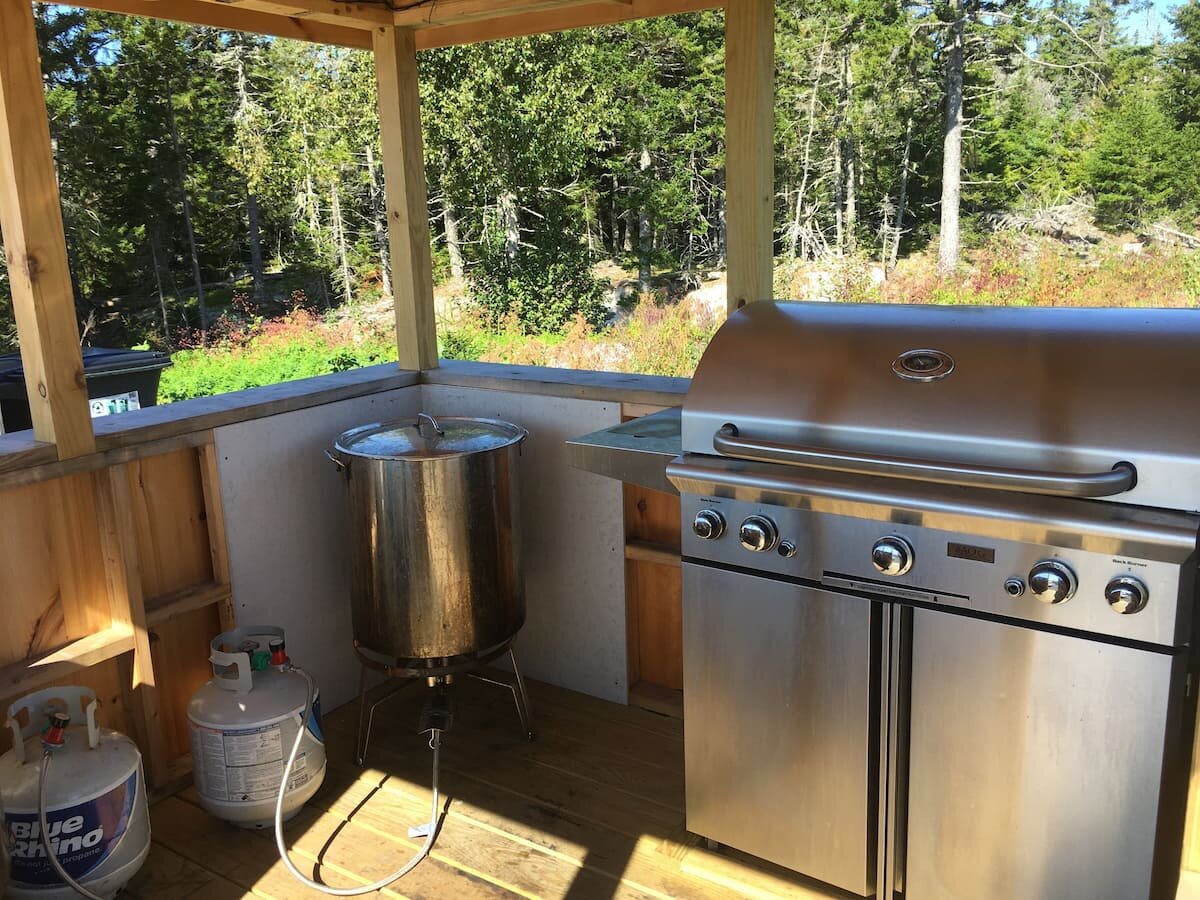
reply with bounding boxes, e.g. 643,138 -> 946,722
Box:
126,673 -> 846,899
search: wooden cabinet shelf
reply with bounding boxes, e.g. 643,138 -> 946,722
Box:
625,540 -> 681,567
0,626 -> 135,700
146,582 -> 232,628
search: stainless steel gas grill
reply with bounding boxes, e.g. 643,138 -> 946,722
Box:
666,302 -> 1200,900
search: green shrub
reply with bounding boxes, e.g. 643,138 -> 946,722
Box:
468,239 -> 608,334
439,326 -> 490,360
158,307 -> 396,402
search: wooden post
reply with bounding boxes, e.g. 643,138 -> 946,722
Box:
724,0 -> 775,314
373,26 -> 439,371
0,0 -> 94,457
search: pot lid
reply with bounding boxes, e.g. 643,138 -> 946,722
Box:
333,413 -> 526,460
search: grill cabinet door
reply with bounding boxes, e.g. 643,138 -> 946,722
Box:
682,563 -> 877,896
905,608 -> 1183,900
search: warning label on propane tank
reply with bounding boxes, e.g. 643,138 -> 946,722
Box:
189,720 -> 311,803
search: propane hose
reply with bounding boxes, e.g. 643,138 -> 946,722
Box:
38,752 -> 106,900
274,665 -> 442,895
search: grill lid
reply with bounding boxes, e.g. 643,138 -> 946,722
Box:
683,302 -> 1200,511
334,414 -> 526,461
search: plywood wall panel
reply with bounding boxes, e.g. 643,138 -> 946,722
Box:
627,558 -> 684,690
623,484 -> 681,547
124,448 -> 212,599
0,472 -> 109,668
150,604 -> 222,759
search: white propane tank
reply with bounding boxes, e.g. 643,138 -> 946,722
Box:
188,626 -> 327,828
0,686 -> 150,900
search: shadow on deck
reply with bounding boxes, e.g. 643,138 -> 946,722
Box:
129,674 -> 852,899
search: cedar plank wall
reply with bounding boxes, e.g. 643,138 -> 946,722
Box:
621,403 -> 684,716
0,446 -> 226,781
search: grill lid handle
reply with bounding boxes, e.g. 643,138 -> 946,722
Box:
712,425 -> 1137,498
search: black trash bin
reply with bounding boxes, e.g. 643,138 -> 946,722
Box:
0,347 -> 172,433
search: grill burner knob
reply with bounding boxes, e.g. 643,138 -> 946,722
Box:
1028,561 -> 1077,604
693,509 -> 726,541
1106,576 -> 1149,615
739,516 -> 779,553
872,536 -> 914,576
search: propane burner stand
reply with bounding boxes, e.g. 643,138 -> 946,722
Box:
352,642 -> 535,767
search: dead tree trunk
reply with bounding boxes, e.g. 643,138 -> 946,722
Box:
890,114 -> 915,271
166,97 -> 207,340
791,24 -> 829,259
716,168 -> 727,269
638,146 -> 652,293
246,189 -> 266,305
366,143 -> 393,295
842,47 -> 857,255
330,178 -> 352,303
833,135 -> 844,256
609,173 -> 621,263
498,191 -> 520,259
938,0 -> 966,275
443,199 -> 465,278
148,224 -> 170,334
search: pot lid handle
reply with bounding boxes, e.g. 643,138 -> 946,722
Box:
416,412 -> 444,438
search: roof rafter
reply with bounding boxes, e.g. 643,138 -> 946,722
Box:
62,0 -> 724,49
64,0 -> 374,47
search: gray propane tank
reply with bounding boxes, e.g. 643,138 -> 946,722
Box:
188,626 -> 326,828
0,686 -> 150,899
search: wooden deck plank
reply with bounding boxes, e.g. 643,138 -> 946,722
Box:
319,754 -> 756,900
318,775 -> 662,900
147,675 -> 841,900
324,681 -> 685,813
125,842 -> 250,899
171,770 -> 520,899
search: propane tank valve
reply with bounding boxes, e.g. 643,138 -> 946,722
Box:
41,711 -> 69,750
269,638 -> 289,668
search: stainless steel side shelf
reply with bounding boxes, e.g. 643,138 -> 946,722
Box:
566,405 -> 681,494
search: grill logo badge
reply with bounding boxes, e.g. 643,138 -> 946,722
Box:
893,349 -> 954,382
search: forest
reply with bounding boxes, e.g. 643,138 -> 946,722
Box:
0,0 -> 1198,396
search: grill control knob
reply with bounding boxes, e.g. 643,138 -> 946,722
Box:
1028,560 -> 1077,604
692,509 -> 726,541
739,516 -> 779,553
1106,576 -> 1149,615
871,536 -> 914,576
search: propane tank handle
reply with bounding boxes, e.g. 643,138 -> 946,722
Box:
5,686 -> 100,763
210,625 -> 287,693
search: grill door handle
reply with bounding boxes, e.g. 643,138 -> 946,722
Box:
712,426 -> 1136,498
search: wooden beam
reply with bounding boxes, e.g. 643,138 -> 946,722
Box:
0,0 -> 95,458
222,0 -> 392,28
412,0 -> 723,49
145,582 -> 233,628
395,0 -> 629,29
723,0 -> 774,314
374,26 -> 439,371
62,0 -> 373,49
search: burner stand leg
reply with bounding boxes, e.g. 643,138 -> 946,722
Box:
467,647 -> 536,741
355,664 -> 416,767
